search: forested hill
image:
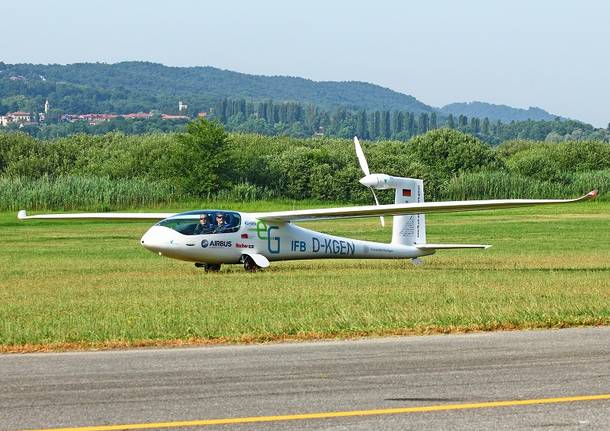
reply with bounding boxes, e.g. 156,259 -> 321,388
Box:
440,102 -> 557,122
0,61 -> 433,114
0,61 -> 564,123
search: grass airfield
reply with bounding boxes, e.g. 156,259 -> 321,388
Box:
1,201 -> 609,352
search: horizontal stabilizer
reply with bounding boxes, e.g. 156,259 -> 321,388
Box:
415,243 -> 492,250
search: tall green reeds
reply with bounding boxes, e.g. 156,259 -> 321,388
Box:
442,170 -> 610,200
0,176 -> 183,211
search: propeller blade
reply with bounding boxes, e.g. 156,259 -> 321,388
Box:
353,136 -> 370,176
370,188 -> 385,227
356,137 -> 384,227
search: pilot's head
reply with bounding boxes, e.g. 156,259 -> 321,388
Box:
199,214 -> 208,224
216,213 -> 225,225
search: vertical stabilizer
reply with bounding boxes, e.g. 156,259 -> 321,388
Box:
391,178 -> 425,246
352,136 -> 426,245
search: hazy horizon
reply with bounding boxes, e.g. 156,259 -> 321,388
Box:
3,0 -> 609,127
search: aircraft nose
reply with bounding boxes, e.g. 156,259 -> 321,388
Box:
140,226 -> 175,254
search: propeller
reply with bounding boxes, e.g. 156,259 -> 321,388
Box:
354,136 -> 385,227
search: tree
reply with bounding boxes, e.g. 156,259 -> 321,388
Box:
264,100 -> 274,124
174,118 -> 229,196
392,111 -> 404,136
418,113 -> 429,134
470,117 -> 480,134
482,117 -> 490,135
446,114 -> 455,129
380,111 -> 391,138
370,111 -> 381,139
356,110 -> 368,139
494,120 -> 502,135
406,112 -> 415,137
218,98 -> 228,123
408,129 -> 499,197
47,108 -> 64,123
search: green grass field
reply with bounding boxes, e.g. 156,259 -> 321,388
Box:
1,201 -> 609,352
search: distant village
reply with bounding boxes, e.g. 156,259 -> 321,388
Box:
0,100 -> 205,128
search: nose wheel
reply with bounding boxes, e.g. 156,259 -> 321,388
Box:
243,255 -> 261,272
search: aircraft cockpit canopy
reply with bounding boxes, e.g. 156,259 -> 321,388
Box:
156,210 -> 241,235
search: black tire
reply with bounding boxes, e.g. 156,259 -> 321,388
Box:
204,263 -> 221,272
243,255 -> 260,272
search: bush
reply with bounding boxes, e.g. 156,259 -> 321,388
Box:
2,123 -> 609,208
501,140 -> 610,182
408,129 -> 500,179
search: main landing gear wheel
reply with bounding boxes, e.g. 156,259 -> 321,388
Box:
195,263 -> 221,272
243,255 -> 261,272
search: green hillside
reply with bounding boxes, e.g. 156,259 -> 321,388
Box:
0,61 -> 433,114
441,101 -> 558,122
0,61 -> 562,123
2,61 -> 604,143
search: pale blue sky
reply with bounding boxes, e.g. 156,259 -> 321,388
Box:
3,0 -> 609,126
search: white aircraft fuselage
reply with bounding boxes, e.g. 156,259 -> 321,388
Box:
140,211 -> 433,265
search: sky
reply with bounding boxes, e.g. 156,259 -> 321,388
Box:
2,0 -> 609,127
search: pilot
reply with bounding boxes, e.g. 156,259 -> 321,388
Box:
213,213 -> 228,233
194,214 -> 212,235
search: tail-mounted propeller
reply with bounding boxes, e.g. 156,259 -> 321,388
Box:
354,136 -> 385,227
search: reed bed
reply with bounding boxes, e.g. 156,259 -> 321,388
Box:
442,170 -> 610,200
0,176 -> 184,211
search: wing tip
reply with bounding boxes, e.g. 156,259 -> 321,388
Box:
17,210 -> 27,220
587,189 -> 599,199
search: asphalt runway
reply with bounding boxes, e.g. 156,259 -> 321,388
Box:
1,327 -> 609,431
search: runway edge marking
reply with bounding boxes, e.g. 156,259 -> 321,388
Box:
23,393 -> 610,431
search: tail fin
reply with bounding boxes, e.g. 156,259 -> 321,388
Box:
391,178 -> 425,246
351,136 -> 426,245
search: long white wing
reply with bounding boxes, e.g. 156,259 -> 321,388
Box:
254,190 -> 597,223
18,210 -> 175,221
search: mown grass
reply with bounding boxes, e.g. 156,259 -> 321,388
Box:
1,200 -> 609,351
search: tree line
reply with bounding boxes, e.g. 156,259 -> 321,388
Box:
1,119 -> 609,211
210,98 -> 608,144
5,95 -> 608,145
